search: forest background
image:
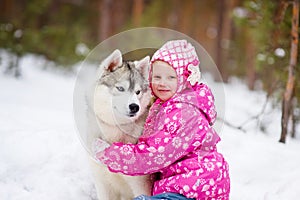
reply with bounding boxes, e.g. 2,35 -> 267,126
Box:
0,0 -> 299,143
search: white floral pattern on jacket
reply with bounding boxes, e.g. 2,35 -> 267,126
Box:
99,83 -> 230,199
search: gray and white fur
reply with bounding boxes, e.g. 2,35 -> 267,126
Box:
85,49 -> 153,200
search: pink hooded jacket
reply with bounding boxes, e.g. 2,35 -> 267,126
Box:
99,40 -> 230,199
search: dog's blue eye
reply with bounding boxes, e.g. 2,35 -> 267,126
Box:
116,86 -> 125,92
136,90 -> 141,95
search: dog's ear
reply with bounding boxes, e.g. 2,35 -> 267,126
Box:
102,49 -> 123,72
135,56 -> 150,79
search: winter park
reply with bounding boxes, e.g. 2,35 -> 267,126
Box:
1,1 -> 300,200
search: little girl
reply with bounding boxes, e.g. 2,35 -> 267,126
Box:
94,40 -> 230,199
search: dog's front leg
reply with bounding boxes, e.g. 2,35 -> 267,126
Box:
89,159 -> 121,200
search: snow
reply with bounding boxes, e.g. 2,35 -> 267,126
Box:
1,52 -> 299,200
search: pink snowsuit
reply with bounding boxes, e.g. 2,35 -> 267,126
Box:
99,40 -> 230,199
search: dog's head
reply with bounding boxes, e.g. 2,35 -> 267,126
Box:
94,49 -> 151,125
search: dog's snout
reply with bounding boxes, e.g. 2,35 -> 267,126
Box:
129,103 -> 139,114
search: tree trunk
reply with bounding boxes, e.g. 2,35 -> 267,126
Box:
215,0 -> 227,82
220,0 -> 235,83
279,0 -> 299,143
273,0 -> 289,48
4,54 -> 21,78
99,0 -> 112,42
169,0 -> 180,30
291,96 -> 297,138
178,0 -> 194,34
246,34 -> 256,90
111,1 -> 128,33
132,0 -> 144,26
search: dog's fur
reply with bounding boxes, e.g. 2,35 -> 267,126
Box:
86,50 -> 153,200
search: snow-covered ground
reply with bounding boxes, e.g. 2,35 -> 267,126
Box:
0,53 -> 299,200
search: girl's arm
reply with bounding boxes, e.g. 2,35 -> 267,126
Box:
96,103 -> 211,175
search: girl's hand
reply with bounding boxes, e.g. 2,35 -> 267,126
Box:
92,138 -> 110,164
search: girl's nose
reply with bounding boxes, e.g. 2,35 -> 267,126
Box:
158,79 -> 166,86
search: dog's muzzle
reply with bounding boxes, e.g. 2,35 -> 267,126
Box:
129,103 -> 140,117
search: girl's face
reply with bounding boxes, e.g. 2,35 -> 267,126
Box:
151,61 -> 178,102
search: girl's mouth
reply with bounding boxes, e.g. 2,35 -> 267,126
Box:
158,89 -> 170,92
158,90 -> 170,94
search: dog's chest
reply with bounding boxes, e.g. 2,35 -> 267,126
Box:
98,122 -> 139,144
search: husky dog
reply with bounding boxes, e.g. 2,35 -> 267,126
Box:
87,50 -> 153,200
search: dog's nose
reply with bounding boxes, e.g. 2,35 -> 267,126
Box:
129,103 -> 139,114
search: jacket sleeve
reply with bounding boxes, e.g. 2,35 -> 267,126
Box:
99,102 -> 213,175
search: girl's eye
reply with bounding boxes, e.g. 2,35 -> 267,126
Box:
169,76 -> 176,79
116,86 -> 125,92
136,90 -> 141,95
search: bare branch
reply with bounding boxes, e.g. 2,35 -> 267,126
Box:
221,81 -> 281,133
